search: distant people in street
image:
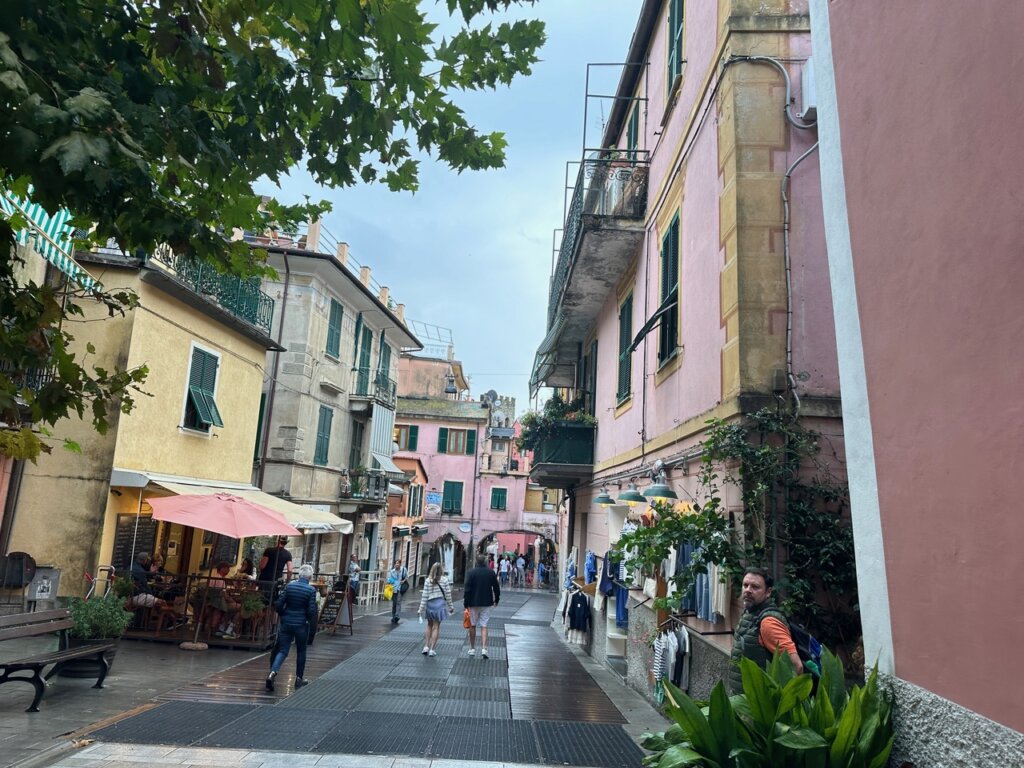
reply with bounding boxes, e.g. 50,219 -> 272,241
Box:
463,555 -> 500,658
516,555 -> 526,589
266,563 -> 318,691
418,562 -> 454,656
258,537 -> 293,585
526,560 -> 535,587
498,555 -> 510,586
728,567 -> 802,693
129,552 -> 166,609
347,553 -> 361,606
488,554 -> 496,572
387,558 -> 409,624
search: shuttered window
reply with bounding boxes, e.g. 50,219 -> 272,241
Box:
667,0 -> 685,88
184,347 -> 224,431
314,405 -> 333,465
442,481 -> 464,515
618,294 -> 633,401
490,487 -> 507,510
438,428 -> 474,455
326,299 -> 342,358
627,106 -> 639,162
659,215 -> 680,364
395,424 -> 419,451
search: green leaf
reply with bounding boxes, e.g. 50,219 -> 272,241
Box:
665,682 -> 720,759
774,726 -> 827,750
40,133 -> 110,174
829,686 -> 863,766
707,682 -> 738,765
740,658 -> 778,731
64,88 -> 111,120
777,674 -> 813,719
663,723 -> 689,744
657,745 -> 705,768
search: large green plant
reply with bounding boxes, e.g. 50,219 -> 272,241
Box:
516,392 -> 596,453
67,594 -> 133,639
640,651 -> 893,768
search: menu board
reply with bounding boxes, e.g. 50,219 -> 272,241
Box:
318,589 -> 353,636
111,514 -> 159,572
203,531 -> 240,567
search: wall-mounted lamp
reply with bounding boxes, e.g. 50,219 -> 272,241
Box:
593,486 -> 615,507
617,482 -> 646,507
443,367 -> 457,395
643,470 -> 678,503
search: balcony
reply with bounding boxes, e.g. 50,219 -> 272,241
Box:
529,421 -> 595,490
150,249 -> 275,336
350,367 -> 397,409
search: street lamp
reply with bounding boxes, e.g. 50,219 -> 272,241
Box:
616,482 -> 646,507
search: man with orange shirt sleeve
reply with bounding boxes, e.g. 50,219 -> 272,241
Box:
728,567 -> 802,693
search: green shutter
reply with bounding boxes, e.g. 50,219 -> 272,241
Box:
627,106 -> 639,161
490,487 -> 507,510
437,427 -> 449,453
253,392 -> 266,461
465,428 -> 476,456
408,425 -> 418,451
326,299 -> 342,358
314,405 -> 333,465
588,339 -> 598,415
668,0 -> 684,85
352,312 -> 363,365
187,348 -> 223,428
442,480 -> 463,514
618,295 -> 633,401
659,216 -> 680,363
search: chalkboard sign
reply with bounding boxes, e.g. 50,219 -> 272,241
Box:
111,514 -> 158,572
318,590 -> 353,636
203,532 -> 239,567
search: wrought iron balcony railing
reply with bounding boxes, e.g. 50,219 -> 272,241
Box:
549,154 -> 649,327
350,367 -> 397,409
0,361 -> 55,395
153,249 -> 275,336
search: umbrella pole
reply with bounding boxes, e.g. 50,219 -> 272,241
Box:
181,531 -> 218,651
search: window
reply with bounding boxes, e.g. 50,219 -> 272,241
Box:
667,0 -> 685,88
326,298 -> 342,358
314,405 -> 333,466
436,427 -> 477,456
659,215 -> 680,364
442,481 -> 464,514
395,424 -> 419,451
617,294 -> 633,402
349,419 -> 365,469
490,487 -> 508,510
408,485 -> 423,517
253,392 -> 266,461
626,105 -> 640,162
184,347 -> 224,432
491,438 -> 508,454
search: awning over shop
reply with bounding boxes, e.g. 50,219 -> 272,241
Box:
110,468 -> 351,534
371,451 -> 403,475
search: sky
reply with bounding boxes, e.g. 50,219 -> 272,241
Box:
262,0 -> 642,417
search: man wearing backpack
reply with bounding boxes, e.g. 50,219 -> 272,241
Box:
728,567 -> 803,693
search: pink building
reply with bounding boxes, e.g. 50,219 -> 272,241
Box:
811,1 -> 1024,762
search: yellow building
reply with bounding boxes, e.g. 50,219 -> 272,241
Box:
7,246 -> 338,596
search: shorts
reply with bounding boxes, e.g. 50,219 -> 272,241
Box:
468,606 -> 492,627
131,593 -> 159,608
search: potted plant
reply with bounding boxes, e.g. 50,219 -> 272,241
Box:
239,590 -> 266,619
57,593 -> 133,677
516,393 -> 596,454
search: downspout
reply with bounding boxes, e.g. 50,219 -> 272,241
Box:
258,253 -> 291,487
468,413 -> 484,575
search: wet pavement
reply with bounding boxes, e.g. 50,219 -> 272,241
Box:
3,590 -> 666,768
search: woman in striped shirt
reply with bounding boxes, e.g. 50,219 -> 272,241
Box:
417,562 -> 454,656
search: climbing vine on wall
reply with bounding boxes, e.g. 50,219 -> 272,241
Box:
613,407 -> 860,659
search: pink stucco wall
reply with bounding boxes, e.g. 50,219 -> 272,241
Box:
828,2 -> 1024,730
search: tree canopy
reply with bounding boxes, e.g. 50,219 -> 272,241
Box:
0,0 -> 545,457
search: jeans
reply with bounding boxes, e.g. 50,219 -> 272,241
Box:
391,591 -> 403,619
271,622 -> 308,678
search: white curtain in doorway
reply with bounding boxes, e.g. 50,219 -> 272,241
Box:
442,540 -> 455,579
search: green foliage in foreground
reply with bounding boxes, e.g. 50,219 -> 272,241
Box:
67,593 -> 133,639
640,651 -> 893,768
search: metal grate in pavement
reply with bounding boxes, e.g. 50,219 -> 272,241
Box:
314,711 -> 436,755
381,676 -> 446,691
450,657 -> 507,676
447,674 -> 508,689
534,720 -> 645,768
277,680 -> 376,710
197,706 -> 345,750
355,692 -> 438,715
431,698 -> 511,719
427,716 -> 539,763
376,684 -> 442,700
442,685 -> 509,701
88,701 -> 255,745
320,665 -> 390,682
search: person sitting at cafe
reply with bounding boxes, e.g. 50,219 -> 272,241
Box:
130,552 -> 167,609
205,561 -> 241,639
232,557 -> 257,581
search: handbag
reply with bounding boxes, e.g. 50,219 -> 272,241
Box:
383,583 -> 394,601
400,580 -> 409,595
463,608 -> 472,628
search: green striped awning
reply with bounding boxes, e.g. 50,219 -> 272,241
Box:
0,191 -> 101,292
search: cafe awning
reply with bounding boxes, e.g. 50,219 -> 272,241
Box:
111,468 -> 352,534
371,451 -> 403,476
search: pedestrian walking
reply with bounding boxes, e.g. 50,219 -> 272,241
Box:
499,555 -> 510,587
728,567 -> 803,693
515,554 -> 526,590
387,558 -> 409,624
266,563 -> 318,691
347,553 -> 361,607
463,555 -> 500,658
418,562 -> 454,656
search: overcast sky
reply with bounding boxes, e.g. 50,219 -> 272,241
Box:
263,1 -> 642,416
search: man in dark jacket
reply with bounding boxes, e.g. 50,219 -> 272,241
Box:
266,563 -> 318,691
728,567 -> 802,692
463,555 -> 500,658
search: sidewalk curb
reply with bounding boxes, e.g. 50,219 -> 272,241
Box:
11,738 -> 76,768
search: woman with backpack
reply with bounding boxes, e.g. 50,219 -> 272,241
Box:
417,562 -> 454,656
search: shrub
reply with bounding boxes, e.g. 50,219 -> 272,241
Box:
67,594 -> 133,639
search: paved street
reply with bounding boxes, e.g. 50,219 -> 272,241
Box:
3,591 -> 665,768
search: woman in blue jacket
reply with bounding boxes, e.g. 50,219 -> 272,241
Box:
266,563 -> 318,691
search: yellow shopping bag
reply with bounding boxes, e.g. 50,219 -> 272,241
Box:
383,583 -> 394,601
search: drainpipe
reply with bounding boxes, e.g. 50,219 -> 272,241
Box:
258,254 -> 291,487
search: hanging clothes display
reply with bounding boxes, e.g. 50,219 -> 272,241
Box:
708,561 -> 730,622
670,624 -> 690,691
563,546 -> 578,590
618,520 -> 638,580
614,581 -> 629,629
563,588 -> 591,645
584,550 -> 597,584
598,550 -> 615,596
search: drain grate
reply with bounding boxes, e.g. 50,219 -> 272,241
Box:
447,674 -> 508,689
88,701 -> 255,745
450,657 -> 507,677
321,664 -> 390,682
431,698 -> 511,719
278,680 -> 375,711
314,711 -> 437,755
197,707 -> 344,750
381,676 -> 446,691
534,720 -> 645,768
427,716 -> 539,763
442,685 -> 509,701
355,693 -> 438,715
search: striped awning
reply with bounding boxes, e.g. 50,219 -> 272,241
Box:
0,190 -> 101,292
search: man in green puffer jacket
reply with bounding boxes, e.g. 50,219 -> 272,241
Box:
728,567 -> 803,693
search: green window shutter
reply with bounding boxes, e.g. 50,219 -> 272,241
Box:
314,405 -> 333,465
668,0 -> 684,85
627,106 -> 639,161
465,428 -> 476,456
618,295 -> 633,401
442,480 -> 463,514
352,312 -> 363,365
659,216 -> 680,363
588,339 -> 598,415
437,427 -> 449,454
326,299 -> 342,358
490,487 -> 507,510
408,425 -> 418,451
187,348 -> 223,428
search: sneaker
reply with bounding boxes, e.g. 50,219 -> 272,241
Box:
295,677 -> 309,688
481,648 -> 488,659
391,617 -> 400,624
265,671 -> 277,691
422,646 -> 430,655
467,648 -> 475,656
428,649 -> 437,657
221,631 -> 237,639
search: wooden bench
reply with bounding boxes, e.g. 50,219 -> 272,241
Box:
0,609 -> 115,712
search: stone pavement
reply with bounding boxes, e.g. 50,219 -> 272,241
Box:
4,591 -> 667,768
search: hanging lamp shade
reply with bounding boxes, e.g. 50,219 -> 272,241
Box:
593,487 -> 615,507
617,482 -> 646,507
643,479 -> 678,502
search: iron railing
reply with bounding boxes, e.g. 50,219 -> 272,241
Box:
350,367 -> 397,408
548,154 -> 650,328
0,361 -> 55,394
153,249 -> 275,336
532,421 -> 596,466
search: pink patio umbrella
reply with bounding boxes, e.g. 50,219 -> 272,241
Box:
148,493 -> 301,649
